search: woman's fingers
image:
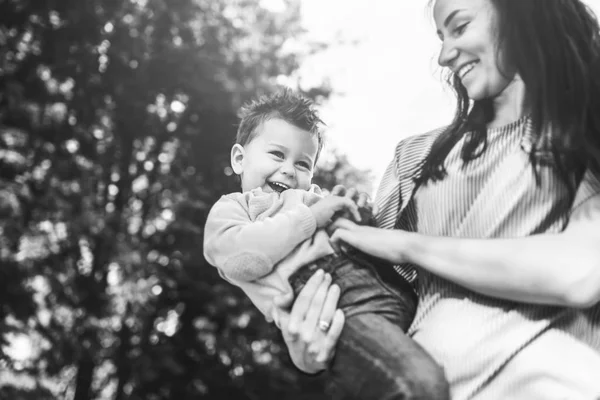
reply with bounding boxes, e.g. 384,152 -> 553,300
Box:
307,284 -> 342,365
288,269 -> 324,337
317,283 -> 340,330
328,219 -> 359,253
317,309 -> 345,363
330,228 -> 356,249
302,274 -> 332,342
329,217 -> 358,232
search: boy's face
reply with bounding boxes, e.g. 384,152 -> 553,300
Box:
231,118 -> 318,193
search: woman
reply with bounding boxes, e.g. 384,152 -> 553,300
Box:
272,0 -> 600,399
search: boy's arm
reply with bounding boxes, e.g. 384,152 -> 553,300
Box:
203,195 -> 317,282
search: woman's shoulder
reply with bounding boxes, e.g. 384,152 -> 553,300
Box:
392,126 -> 447,168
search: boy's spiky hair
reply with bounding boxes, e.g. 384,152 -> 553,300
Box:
236,88 -> 325,164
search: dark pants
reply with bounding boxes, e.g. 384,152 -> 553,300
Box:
289,252 -> 450,400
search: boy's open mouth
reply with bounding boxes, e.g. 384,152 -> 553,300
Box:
268,182 -> 290,193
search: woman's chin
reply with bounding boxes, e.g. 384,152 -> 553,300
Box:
465,86 -> 487,102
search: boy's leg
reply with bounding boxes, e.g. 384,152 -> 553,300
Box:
324,311 -> 449,400
290,257 -> 449,400
323,259 -> 449,400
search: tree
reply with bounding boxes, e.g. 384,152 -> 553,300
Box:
0,1 -> 371,398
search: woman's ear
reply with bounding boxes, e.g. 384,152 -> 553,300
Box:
230,144 -> 245,175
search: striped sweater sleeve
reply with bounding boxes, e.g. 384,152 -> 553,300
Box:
374,128 -> 445,284
375,128 -> 445,230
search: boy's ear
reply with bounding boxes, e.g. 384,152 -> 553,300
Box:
230,144 -> 245,175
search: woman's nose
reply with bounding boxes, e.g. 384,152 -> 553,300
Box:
438,40 -> 459,68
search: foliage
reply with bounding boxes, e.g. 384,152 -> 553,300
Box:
0,0 -> 371,399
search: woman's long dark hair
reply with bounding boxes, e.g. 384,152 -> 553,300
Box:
419,0 -> 600,199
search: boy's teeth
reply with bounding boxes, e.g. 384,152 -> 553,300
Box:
269,182 -> 289,192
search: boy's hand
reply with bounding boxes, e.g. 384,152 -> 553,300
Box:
310,196 -> 361,228
331,185 -> 376,213
330,185 -> 377,226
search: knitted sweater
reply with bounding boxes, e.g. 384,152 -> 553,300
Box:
203,185 -> 336,322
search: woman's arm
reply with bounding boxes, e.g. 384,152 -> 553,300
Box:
330,194 -> 600,308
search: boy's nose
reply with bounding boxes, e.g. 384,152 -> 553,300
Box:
280,162 -> 295,177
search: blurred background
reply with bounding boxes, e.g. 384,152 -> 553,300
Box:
1,0 -> 599,399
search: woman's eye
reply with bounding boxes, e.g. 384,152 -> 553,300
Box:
454,23 -> 469,35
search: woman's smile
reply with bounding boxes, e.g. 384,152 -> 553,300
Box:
456,60 -> 479,80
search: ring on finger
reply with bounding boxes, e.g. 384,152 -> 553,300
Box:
318,319 -> 331,332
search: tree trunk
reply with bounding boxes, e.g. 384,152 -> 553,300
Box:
74,352 -> 95,400
114,309 -> 132,400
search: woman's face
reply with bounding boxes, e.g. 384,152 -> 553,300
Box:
433,0 -> 515,101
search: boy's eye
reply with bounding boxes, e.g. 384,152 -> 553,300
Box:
297,161 -> 311,170
270,151 -> 284,159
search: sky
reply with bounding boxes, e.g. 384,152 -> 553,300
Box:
295,0 -> 600,189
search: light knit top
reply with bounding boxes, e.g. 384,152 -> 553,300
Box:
374,118 -> 600,400
203,185 -> 335,322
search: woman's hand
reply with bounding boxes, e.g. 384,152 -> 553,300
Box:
329,218 -> 409,264
272,270 -> 345,374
